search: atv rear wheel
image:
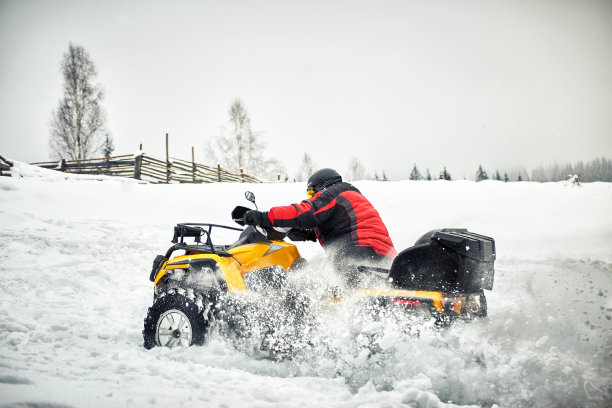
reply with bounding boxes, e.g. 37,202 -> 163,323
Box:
475,290 -> 487,318
143,292 -> 208,349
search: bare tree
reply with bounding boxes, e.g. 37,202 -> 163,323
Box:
347,156 -> 366,181
207,98 -> 270,176
296,152 -> 316,181
49,43 -> 110,160
263,158 -> 287,182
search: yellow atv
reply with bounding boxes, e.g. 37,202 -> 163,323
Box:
143,192 -> 495,349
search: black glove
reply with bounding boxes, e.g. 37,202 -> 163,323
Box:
288,228 -> 317,242
243,210 -> 264,226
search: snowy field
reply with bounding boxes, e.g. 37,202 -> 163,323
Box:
1,161 -> 611,408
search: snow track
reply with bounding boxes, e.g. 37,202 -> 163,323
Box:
0,162 -> 610,407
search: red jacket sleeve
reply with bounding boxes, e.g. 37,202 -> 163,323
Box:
262,191 -> 336,229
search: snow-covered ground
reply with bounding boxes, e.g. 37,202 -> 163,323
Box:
1,161 -> 611,408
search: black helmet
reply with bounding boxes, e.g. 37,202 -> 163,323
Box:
307,168 -> 342,196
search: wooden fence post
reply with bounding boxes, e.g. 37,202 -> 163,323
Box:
217,164 -> 222,182
134,153 -> 142,180
60,158 -> 66,172
240,169 -> 244,182
0,155 -> 13,176
165,133 -> 171,183
191,146 -> 196,183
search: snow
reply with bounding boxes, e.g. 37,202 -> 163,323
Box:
0,160 -> 611,407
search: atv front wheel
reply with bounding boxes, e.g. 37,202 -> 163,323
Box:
143,292 -> 208,349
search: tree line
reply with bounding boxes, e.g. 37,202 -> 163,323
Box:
530,158 -> 612,182
401,159 -> 611,182
47,43 -> 611,183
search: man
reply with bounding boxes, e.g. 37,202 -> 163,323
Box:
244,168 -> 396,281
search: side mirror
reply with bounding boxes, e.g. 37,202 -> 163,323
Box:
245,191 -> 256,203
245,191 -> 258,210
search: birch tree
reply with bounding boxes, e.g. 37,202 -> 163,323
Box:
347,156 -> 365,181
296,152 -> 316,181
49,43 -> 111,160
207,98 -> 278,178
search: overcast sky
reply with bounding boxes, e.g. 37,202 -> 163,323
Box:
1,0 -> 611,180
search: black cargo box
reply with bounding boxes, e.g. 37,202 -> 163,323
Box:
389,229 -> 495,293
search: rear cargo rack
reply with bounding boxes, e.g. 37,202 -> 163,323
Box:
389,229 -> 496,293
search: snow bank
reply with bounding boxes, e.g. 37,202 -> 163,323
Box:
0,161 -> 610,407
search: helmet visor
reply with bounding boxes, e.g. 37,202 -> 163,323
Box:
306,186 -> 316,198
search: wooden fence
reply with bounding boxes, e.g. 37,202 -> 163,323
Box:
0,155 -> 13,176
30,153 -> 262,183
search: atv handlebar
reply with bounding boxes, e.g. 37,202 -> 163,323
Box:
230,205 -> 310,242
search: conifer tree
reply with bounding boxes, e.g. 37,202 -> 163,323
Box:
439,167 -> 452,180
409,163 -> 423,180
476,164 -> 488,181
425,168 -> 432,180
102,133 -> 114,159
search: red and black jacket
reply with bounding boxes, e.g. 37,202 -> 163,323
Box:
260,182 -> 397,259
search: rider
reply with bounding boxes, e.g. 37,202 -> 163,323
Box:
243,168 -> 397,280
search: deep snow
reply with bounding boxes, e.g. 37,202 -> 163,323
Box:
0,161 -> 610,408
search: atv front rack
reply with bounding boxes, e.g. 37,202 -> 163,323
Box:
150,223 -> 245,282
171,223 -> 243,256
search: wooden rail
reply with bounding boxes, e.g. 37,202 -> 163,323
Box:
0,155 -> 13,176
29,153 -> 261,183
